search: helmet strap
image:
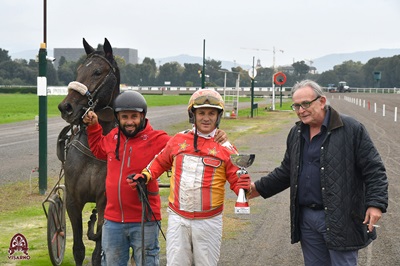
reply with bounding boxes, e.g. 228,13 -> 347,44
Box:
194,126 -> 199,153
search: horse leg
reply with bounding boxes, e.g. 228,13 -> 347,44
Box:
66,201 -> 85,266
90,197 -> 106,266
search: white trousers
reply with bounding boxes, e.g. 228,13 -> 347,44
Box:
166,209 -> 223,266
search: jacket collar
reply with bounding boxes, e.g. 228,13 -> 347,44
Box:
327,106 -> 343,131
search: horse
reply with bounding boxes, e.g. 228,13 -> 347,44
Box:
57,38 -> 120,266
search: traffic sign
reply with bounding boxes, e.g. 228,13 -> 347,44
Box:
273,72 -> 287,86
248,68 -> 257,79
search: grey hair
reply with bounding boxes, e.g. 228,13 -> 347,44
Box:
292,80 -> 330,109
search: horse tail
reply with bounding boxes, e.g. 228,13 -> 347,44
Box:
87,208 -> 102,241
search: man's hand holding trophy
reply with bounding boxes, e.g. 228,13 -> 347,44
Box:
230,154 -> 255,214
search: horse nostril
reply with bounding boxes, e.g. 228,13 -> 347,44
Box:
58,102 -> 73,115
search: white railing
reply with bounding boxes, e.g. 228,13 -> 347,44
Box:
45,86 -> 400,96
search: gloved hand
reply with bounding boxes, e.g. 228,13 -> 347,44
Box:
126,173 -> 150,190
236,173 -> 251,191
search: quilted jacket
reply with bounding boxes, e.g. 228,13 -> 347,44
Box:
255,106 -> 388,250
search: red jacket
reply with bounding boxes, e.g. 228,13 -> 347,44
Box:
143,129 -> 242,219
87,119 -> 170,223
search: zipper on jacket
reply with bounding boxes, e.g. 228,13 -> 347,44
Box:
118,139 -> 129,222
127,146 -> 132,167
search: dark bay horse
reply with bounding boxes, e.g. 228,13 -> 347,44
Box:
57,38 -> 119,266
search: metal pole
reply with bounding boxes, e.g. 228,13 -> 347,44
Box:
201,39 -> 206,89
43,0 -> 47,43
250,56 -> 255,118
236,73 -> 240,116
271,47 -> 276,111
38,0 -> 48,194
223,72 -> 227,102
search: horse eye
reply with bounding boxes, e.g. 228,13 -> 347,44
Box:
94,69 -> 102,76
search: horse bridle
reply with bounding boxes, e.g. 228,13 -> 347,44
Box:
59,53 -> 118,162
67,53 -> 118,112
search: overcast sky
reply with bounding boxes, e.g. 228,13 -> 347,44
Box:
2,0 -> 399,67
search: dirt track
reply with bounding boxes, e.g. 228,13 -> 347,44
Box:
218,93 -> 400,266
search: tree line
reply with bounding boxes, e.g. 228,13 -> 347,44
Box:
1,47 -> 399,88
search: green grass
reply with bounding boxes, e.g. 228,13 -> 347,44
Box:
0,94 -> 194,124
0,93 -> 290,125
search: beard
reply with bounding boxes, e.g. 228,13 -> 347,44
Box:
119,118 -> 146,138
120,125 -> 141,138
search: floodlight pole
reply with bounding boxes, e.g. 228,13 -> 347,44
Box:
38,0 -> 48,195
201,39 -> 206,89
250,56 -> 255,118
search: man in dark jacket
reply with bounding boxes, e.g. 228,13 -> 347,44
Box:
249,80 -> 388,266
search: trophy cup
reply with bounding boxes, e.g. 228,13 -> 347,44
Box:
230,154 -> 255,214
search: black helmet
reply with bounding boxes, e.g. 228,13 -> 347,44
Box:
113,91 -> 147,117
113,91 -> 147,160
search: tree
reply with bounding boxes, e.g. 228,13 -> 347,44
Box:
292,61 -> 310,76
0,48 -> 11,63
57,61 -> 77,85
231,66 -> 247,87
140,57 -> 157,85
333,60 -> 363,87
317,70 -> 338,87
182,63 -> 202,87
114,56 -> 126,69
157,62 -> 184,86
46,62 -> 58,85
204,59 -> 223,87
58,56 -> 67,69
386,56 -> 400,87
120,63 -> 141,85
252,67 -> 274,87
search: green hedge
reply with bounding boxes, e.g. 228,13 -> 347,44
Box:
0,87 -> 37,94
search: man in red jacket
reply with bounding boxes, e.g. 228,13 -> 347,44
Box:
83,90 -> 227,266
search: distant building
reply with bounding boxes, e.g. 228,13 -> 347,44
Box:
279,64 -> 317,74
280,65 -> 295,74
53,48 -> 138,68
309,66 -> 317,74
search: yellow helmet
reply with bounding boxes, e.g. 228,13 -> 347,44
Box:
188,89 -> 224,124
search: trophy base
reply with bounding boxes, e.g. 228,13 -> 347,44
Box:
235,207 -> 250,214
235,202 -> 250,214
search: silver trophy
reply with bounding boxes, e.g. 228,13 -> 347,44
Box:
230,154 -> 255,214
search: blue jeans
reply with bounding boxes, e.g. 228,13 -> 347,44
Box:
300,207 -> 358,266
101,219 -> 160,266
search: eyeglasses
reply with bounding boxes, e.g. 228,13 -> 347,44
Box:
291,96 -> 321,111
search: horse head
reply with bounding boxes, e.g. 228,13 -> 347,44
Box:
58,38 -> 120,132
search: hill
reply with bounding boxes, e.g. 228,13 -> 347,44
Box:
157,49 -> 400,73
9,48 -> 400,73
312,48 -> 400,72
155,54 -> 250,71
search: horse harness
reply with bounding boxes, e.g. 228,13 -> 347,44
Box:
57,124 -> 106,164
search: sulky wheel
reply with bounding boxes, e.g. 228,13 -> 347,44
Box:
47,193 -> 66,266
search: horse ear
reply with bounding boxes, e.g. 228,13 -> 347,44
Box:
83,38 -> 95,55
103,38 -> 113,58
